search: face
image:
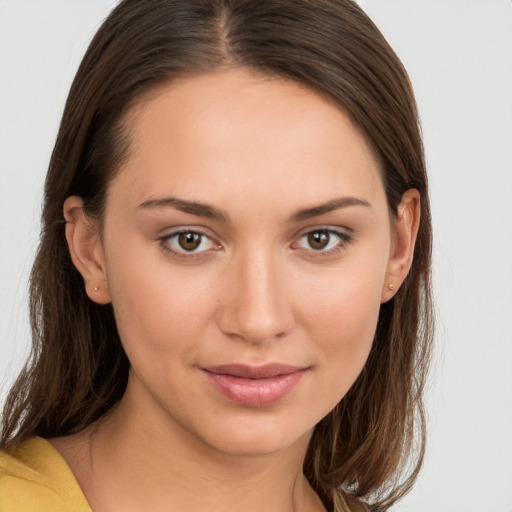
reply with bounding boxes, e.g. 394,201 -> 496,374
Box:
68,70 -> 409,457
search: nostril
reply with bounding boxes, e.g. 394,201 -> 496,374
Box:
216,293 -> 295,344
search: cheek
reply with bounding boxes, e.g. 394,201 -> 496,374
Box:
104,239 -> 217,363
297,259 -> 386,402
308,278 -> 381,358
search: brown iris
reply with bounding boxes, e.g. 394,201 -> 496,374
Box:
178,232 -> 202,251
307,230 -> 330,250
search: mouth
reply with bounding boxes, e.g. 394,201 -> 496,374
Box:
201,364 -> 307,408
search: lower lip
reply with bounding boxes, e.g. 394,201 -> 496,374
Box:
202,370 -> 305,408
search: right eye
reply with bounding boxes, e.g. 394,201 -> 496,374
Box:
160,230 -> 219,258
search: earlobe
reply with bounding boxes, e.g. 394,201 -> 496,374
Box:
63,196 -> 111,305
381,189 -> 420,303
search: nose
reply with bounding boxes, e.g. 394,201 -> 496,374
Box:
216,248 -> 295,345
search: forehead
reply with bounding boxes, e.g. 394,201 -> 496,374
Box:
108,70 -> 386,215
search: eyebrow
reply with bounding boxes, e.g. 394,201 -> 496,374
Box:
137,196 -> 229,223
137,195 -> 371,223
290,196 -> 371,221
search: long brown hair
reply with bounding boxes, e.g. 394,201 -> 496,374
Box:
1,1 -> 433,510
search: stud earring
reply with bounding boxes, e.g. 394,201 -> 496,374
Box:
387,283 -> 394,291
93,286 -> 99,292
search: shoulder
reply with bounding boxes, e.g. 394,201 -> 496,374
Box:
0,437 -> 91,512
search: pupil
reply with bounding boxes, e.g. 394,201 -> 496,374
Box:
308,231 -> 329,250
178,232 -> 201,251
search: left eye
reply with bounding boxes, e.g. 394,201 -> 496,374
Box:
296,229 -> 348,252
163,231 -> 216,254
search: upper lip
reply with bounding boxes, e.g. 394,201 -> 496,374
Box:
202,364 -> 306,379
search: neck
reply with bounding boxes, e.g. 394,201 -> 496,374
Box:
61,383 -> 325,512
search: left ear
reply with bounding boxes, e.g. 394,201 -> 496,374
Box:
381,189 -> 421,303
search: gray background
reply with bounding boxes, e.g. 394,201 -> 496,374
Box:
1,1 -> 511,510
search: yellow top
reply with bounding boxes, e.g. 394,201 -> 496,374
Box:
0,436 -> 91,512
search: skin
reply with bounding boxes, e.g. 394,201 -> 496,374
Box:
56,69 -> 419,512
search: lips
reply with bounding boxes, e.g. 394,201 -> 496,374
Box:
201,364 -> 306,407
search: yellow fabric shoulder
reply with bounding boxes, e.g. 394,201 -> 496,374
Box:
0,436 -> 91,512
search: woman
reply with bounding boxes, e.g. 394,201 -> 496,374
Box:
0,1 -> 433,511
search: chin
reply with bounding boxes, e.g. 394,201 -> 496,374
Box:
202,425 -> 313,458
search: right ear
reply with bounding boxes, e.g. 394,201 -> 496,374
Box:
63,196 -> 111,304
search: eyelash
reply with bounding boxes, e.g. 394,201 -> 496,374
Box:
293,228 -> 353,258
158,227 -> 353,261
159,229 -> 220,260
